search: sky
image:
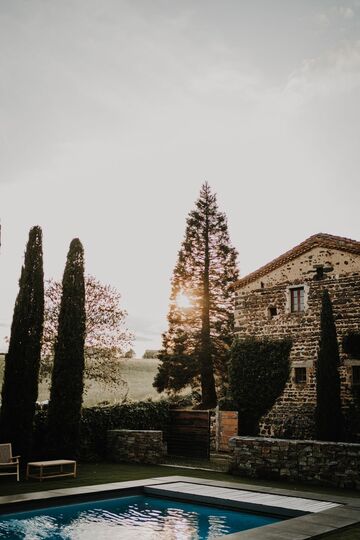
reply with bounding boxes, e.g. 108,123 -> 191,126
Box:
1,0 -> 360,356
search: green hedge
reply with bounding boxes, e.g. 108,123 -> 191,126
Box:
33,399 -> 171,462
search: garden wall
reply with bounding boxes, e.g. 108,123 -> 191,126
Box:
107,429 -> 164,464
229,436 -> 360,490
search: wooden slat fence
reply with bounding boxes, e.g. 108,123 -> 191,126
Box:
167,409 -> 210,458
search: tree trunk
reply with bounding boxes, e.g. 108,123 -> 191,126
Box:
199,202 -> 217,408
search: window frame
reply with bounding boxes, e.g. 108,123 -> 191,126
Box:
290,287 -> 305,313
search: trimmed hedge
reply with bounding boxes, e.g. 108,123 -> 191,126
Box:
33,399 -> 171,462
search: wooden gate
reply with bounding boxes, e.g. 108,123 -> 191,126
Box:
167,409 -> 210,458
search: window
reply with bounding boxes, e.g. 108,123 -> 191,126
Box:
352,366 -> 360,385
315,266 -> 324,280
268,306 -> 277,319
290,287 -> 305,313
294,367 -> 307,384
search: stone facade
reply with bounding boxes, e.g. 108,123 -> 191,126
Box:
107,429 -> 164,464
229,436 -> 360,490
234,234 -> 360,438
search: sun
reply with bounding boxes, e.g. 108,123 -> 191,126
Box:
176,291 -> 192,309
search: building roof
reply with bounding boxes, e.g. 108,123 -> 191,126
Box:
235,233 -> 360,289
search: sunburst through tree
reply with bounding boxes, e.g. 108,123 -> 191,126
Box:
154,182 -> 239,407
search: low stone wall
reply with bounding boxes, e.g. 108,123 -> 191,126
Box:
107,429 -> 164,464
229,436 -> 360,490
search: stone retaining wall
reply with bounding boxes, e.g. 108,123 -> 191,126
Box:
107,429 -> 164,464
229,436 -> 360,490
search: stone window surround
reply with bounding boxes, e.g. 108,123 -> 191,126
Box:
292,360 -> 313,384
285,283 -> 309,314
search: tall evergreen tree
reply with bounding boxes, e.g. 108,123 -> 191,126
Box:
47,239 -> 86,458
0,226 -> 44,459
315,289 -> 344,441
154,183 -> 239,407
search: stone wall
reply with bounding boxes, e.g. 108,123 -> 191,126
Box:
107,429 -> 164,464
234,247 -> 360,439
229,436 -> 360,490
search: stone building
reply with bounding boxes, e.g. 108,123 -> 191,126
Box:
234,233 -> 360,438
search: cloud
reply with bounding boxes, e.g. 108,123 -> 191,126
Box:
284,40 -> 360,104
315,4 -> 356,27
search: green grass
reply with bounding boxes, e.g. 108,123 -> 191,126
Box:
0,462 -> 359,538
0,356 -> 161,407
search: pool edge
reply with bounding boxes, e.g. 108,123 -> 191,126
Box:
0,475 -> 359,539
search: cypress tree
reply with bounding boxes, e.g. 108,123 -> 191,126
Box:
0,226 -> 44,459
154,183 -> 239,408
315,289 -> 344,441
47,238 -> 86,458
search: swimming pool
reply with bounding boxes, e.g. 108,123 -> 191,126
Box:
0,494 -> 284,539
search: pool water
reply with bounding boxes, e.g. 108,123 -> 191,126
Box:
0,494 -> 283,539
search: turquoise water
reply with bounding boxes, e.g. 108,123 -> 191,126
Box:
0,494 -> 283,539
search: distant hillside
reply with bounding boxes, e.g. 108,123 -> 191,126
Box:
0,355 -> 161,407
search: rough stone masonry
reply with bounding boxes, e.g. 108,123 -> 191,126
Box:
229,436 -> 360,490
234,233 -> 360,438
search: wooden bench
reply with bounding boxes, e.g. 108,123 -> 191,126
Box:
26,460 -> 77,481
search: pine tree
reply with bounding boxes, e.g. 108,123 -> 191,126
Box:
154,183 -> 239,407
315,289 -> 344,441
0,226 -> 44,459
47,239 -> 86,458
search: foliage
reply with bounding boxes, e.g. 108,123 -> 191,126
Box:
315,290 -> 344,441
41,275 -> 132,389
47,238 -> 86,458
343,332 -> 360,358
228,337 -> 292,435
154,183 -> 239,407
143,349 -> 160,359
0,226 -> 44,459
33,399 -> 171,462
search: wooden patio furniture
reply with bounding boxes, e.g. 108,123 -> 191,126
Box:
0,443 -> 20,481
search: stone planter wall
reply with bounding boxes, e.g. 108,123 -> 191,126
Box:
229,436 -> 360,490
107,429 -> 164,464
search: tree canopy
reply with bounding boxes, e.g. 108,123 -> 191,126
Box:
154,182 -> 239,407
42,275 -> 132,390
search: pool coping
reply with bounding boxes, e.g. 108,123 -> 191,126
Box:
0,475 -> 359,539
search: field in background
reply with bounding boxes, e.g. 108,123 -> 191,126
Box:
0,355 -> 161,407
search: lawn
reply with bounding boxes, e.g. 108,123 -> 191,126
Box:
0,462 -> 359,538
0,355 -> 161,407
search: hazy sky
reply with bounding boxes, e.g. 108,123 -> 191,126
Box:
1,1 -> 359,355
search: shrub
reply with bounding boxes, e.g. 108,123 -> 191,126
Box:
229,337 -> 292,435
